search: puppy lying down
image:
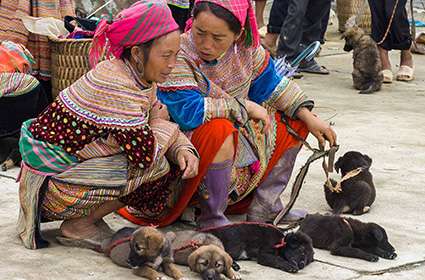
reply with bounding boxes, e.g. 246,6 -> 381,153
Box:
101,226 -> 184,280
172,230 -> 239,280
203,222 -> 314,273
299,214 -> 397,262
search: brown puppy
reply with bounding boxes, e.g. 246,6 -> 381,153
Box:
188,245 -> 237,280
103,227 -> 185,280
171,230 -> 239,280
342,26 -> 383,94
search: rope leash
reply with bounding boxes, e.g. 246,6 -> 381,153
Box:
173,240 -> 202,252
326,167 -> 365,193
376,0 -> 400,45
273,115 -> 339,226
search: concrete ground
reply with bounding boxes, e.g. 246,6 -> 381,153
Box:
1,14 -> 425,280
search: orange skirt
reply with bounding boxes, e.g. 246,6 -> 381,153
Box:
118,113 -> 308,226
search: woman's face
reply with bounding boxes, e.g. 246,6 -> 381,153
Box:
132,30 -> 180,83
192,10 -> 241,61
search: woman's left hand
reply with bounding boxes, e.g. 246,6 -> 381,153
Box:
150,101 -> 170,121
177,150 -> 199,179
296,107 -> 337,149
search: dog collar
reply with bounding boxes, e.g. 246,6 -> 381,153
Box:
273,238 -> 287,249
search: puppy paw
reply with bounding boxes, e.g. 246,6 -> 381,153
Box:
381,252 -> 397,260
367,255 -> 379,262
283,266 -> 299,273
231,272 -> 242,280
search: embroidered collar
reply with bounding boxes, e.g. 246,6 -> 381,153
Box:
123,59 -> 151,89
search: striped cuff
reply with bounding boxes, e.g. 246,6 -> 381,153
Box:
265,78 -> 314,118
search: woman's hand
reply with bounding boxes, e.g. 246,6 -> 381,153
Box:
150,101 -> 170,121
296,107 -> 337,149
177,150 -> 199,179
245,100 -> 271,133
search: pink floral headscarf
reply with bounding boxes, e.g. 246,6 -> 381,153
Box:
89,0 -> 179,67
186,0 -> 260,48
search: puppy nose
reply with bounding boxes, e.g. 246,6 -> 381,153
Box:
390,252 -> 397,259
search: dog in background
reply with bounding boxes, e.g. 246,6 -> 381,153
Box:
203,222 -> 314,273
325,151 -> 376,215
102,226 -> 185,280
299,214 -> 397,262
0,137 -> 21,171
171,230 -> 239,280
342,24 -> 383,94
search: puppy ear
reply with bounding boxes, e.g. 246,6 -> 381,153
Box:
223,250 -> 233,272
222,250 -> 237,279
187,250 -> 200,272
363,154 -> 372,167
335,157 -> 342,173
371,227 -> 384,242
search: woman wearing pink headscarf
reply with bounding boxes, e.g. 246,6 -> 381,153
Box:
142,0 -> 337,228
17,0 -> 199,250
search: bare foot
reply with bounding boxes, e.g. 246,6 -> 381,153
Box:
378,47 -> 392,70
60,217 -> 99,240
400,49 -> 413,67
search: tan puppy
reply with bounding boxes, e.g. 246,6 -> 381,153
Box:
188,245 -> 238,280
171,230 -> 239,280
103,227 -> 185,280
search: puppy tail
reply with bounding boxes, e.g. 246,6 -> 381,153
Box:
359,82 -> 381,94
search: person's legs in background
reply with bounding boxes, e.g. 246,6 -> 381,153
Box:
263,0 -> 289,54
296,0 -> 331,74
254,0 -> 267,29
276,0 -> 309,59
369,0 -> 392,73
319,5 -> 331,44
368,0 -> 413,82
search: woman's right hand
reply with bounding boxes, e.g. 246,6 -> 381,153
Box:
245,100 -> 271,133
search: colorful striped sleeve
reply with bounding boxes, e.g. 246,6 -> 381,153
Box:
249,47 -> 314,118
158,55 -> 247,131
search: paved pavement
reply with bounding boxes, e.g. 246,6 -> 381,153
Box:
1,19 -> 424,280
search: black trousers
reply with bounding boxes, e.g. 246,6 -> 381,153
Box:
268,0 -> 331,58
368,0 -> 412,50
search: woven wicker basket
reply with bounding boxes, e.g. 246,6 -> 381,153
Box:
336,0 -> 372,33
49,37 -> 93,99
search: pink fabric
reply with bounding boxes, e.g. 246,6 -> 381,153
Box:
89,0 -> 179,67
186,0 -> 260,48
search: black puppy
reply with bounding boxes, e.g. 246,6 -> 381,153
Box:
0,137 -> 21,171
203,222 -> 314,273
299,214 -> 396,262
324,151 -> 376,215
